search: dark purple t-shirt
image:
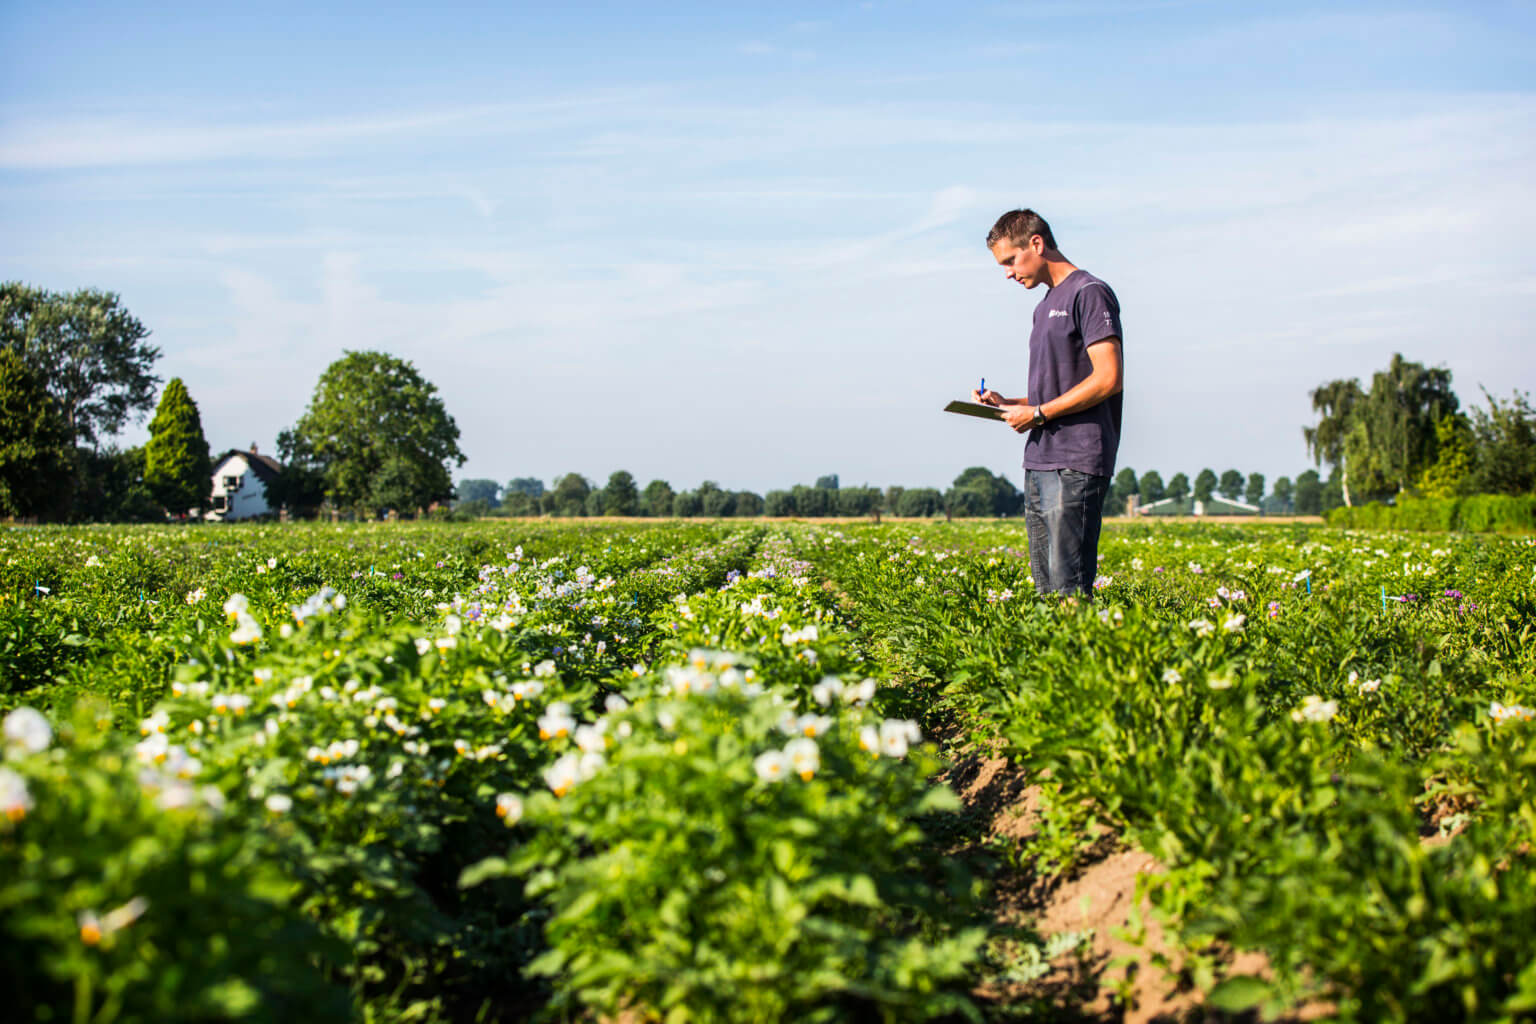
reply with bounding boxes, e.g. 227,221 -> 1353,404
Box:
1024,269 -> 1123,478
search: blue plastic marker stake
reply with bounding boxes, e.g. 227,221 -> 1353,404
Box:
1381,585 -> 1387,612
1305,576 -> 1311,596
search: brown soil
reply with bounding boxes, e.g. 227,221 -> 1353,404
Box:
943,753 -> 1333,1023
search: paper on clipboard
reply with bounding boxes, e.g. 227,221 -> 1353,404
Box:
943,400 -> 1006,422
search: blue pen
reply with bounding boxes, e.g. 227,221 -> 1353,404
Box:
979,377 -> 985,399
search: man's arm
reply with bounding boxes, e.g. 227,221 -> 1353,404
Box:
999,339 -> 1121,432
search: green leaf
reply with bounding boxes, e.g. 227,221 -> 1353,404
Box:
1206,975 -> 1271,1012
457,856 -> 509,889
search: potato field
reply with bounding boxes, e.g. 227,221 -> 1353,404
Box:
2,520 -> 1534,1023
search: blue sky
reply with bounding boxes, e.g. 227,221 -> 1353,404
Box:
4,1 -> 1534,494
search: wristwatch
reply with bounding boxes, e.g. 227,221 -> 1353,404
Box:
1032,406 -> 1049,428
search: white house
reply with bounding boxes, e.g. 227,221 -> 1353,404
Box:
207,445 -> 282,522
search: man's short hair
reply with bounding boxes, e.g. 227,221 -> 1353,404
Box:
986,209 -> 1057,251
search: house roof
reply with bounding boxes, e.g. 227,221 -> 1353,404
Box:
213,449 -> 283,483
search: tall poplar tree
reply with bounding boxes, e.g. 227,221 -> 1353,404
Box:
144,378 -> 212,515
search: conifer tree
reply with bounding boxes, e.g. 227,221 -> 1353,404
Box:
144,377 -> 212,515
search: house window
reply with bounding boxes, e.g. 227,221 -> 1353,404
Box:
223,475 -> 241,490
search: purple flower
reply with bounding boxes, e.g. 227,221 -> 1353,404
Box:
391,572 -> 403,580
1443,589 -> 1463,599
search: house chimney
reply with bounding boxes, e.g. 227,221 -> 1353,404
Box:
250,442 -> 259,454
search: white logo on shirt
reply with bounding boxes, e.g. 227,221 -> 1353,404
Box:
1048,309 -> 1070,318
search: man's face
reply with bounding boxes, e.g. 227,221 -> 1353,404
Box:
990,236 -> 1046,288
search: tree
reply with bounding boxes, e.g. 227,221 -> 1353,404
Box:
70,446 -> 161,523
672,490 -> 701,517
698,481 -> 735,517
507,477 -> 545,499
885,485 -> 905,516
949,467 -> 1021,517
837,486 -> 882,517
733,491 -> 764,516
897,488 -> 944,517
143,378 -> 212,516
1,283 -> 161,448
0,348 -> 73,519
1271,476 -> 1294,514
792,484 -> 833,517
1245,473 -> 1266,507
584,490 -> 607,516
1109,467 -> 1138,514
641,479 -> 675,517
815,474 -> 839,491
267,428 -> 327,518
1321,468 -> 1345,512
1217,469 -> 1244,502
1166,472 -> 1190,502
764,490 -> 795,516
1193,469 -> 1218,503
1305,355 -> 1458,505
289,351 -> 464,515
457,479 -> 502,507
1294,469 -> 1323,515
549,473 -> 590,517
1304,378 -> 1365,506
602,471 -> 639,516
1469,389 -> 1536,495
1138,471 -> 1165,504
1415,414 -> 1476,499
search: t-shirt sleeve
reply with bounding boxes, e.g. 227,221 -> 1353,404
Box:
1076,283 -> 1121,346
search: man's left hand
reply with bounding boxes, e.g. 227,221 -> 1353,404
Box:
1002,405 -> 1036,433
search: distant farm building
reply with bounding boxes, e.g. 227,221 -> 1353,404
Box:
1133,495 -> 1260,517
208,445 -> 281,522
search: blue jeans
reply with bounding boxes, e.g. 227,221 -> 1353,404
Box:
1024,468 -> 1110,597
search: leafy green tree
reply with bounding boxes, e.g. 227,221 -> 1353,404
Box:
1304,378 -> 1365,506
733,491 -> 764,516
814,474 -> 839,491
764,490 -> 794,517
1245,473 -> 1266,506
792,484 -> 833,517
884,486 -> 905,515
949,467 -> 1021,517
837,486 -> 882,517
267,428 -> 327,518
0,283 -> 161,448
1321,468 -> 1345,512
1217,469 -> 1244,502
507,477 -> 544,499
143,378 -> 212,515
289,351 -> 464,515
0,348 -> 73,519
1271,476 -> 1294,514
501,491 -> 540,517
1166,472 -> 1191,502
641,479 -> 675,517
549,473 -> 590,517
584,489 -> 606,516
602,471 -> 639,516
1109,467 -> 1138,513
456,479 -> 501,507
1306,355 -> 1458,505
698,481 -> 734,518
1469,389 -> 1536,495
1138,471 -> 1165,504
897,488 -> 943,517
71,445 -> 161,522
1293,470 -> 1323,515
1193,469 -> 1217,503
672,490 -> 701,517
1415,414 -> 1476,499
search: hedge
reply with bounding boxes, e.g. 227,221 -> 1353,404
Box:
1325,494 -> 1536,532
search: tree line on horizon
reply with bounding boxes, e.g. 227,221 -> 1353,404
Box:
4,285 -> 1533,524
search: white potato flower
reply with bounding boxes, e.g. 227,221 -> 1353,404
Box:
4,707 -> 53,756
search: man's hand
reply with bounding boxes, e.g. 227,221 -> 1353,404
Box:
972,388 -> 1005,406
1002,404 -> 1037,433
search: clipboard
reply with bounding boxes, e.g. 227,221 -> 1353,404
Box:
943,400 -> 1006,422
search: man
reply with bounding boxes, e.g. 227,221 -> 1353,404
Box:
973,209 -> 1123,598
